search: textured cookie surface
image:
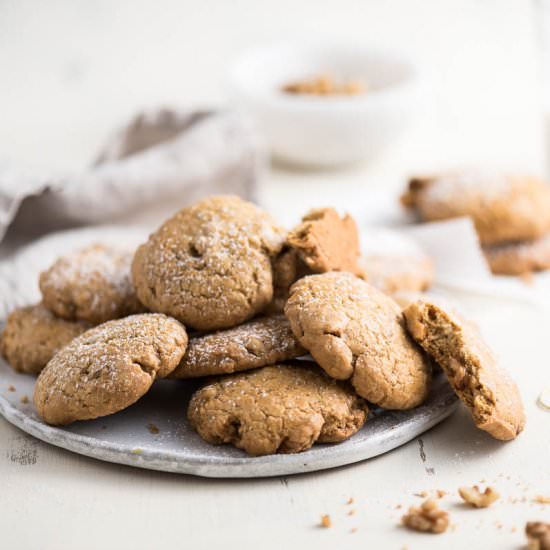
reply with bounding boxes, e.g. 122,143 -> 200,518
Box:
285,273 -> 431,409
171,315 -> 306,378
483,233 -> 550,275
403,300 -> 525,440
39,244 -> 143,324
187,363 -> 368,456
0,304 -> 90,375
402,172 -> 550,245
34,314 -> 187,425
132,195 -> 286,330
358,254 -> 434,294
286,208 -> 363,275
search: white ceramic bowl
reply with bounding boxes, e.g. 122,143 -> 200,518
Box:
228,43 -> 423,167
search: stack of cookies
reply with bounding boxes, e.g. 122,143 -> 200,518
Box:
402,171 -> 550,276
0,195 -> 525,457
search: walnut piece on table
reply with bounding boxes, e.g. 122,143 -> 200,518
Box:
526,522 -> 550,550
458,486 -> 499,508
402,499 -> 449,534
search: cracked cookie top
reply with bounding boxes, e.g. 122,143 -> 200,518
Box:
1,303 -> 90,375
33,313 -> 187,425
170,315 -> 306,378
402,172 -> 550,245
187,363 -> 368,456
39,244 -> 144,324
285,272 -> 431,410
132,195 -> 286,330
403,299 -> 525,440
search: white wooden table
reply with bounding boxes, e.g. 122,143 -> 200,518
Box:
1,1 -> 549,548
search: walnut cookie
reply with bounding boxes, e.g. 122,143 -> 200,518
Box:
1,303 -> 90,375
187,363 -> 368,456
39,244 -> 144,324
170,315 -> 306,379
284,272 -> 432,410
34,314 -> 187,425
402,172 -> 550,245
403,299 -> 525,440
132,195 -> 286,331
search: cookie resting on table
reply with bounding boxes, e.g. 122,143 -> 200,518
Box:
284,272 -> 432,410
401,172 -> 550,245
187,363 -> 368,456
403,299 -> 525,440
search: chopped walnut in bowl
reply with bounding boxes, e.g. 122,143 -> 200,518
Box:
458,486 -> 500,508
402,499 -> 449,534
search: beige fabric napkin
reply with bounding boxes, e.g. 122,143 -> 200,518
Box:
0,108 -> 265,245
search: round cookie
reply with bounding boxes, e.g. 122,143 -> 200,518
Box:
187,363 -> 368,456
39,244 -> 143,324
170,315 -> 306,379
284,272 -> 431,410
358,254 -> 434,294
34,314 -> 188,425
0,304 -> 90,375
483,233 -> 550,275
132,195 -> 286,331
403,299 -> 525,440
402,172 -> 550,245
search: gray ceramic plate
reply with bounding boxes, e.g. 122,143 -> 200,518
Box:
0,357 -> 458,478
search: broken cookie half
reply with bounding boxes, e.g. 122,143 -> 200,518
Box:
403,299 -> 525,440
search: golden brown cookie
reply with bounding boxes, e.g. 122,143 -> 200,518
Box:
34,314 -> 187,425
170,315 -> 306,378
0,304 -> 90,375
39,244 -> 143,324
403,299 -> 525,440
402,172 -> 550,245
132,195 -> 286,330
483,233 -> 550,275
358,254 -> 434,294
286,208 -> 363,275
187,363 -> 368,456
284,273 -> 431,409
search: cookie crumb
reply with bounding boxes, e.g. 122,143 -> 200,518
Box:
534,496 -> 550,505
402,499 -> 449,534
537,388 -> 550,411
8,385 -> 16,392
19,395 -> 29,404
320,515 -> 332,528
458,486 -> 500,508
347,509 -> 356,516
414,491 -> 428,498
350,528 -> 357,534
436,490 -> 447,499
346,497 -> 354,505
395,504 -> 402,509
525,521 -> 550,550
147,423 -> 160,435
